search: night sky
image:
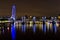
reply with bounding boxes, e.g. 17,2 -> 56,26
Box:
0,0 -> 60,18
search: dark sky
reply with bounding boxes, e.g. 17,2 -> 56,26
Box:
0,0 -> 60,18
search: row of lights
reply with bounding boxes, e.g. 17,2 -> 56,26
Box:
0,20 -> 59,34
0,16 -> 60,34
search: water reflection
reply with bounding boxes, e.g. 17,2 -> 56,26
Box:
21,24 -> 26,32
42,21 -> 46,33
43,23 -> 46,33
52,21 -> 57,33
32,24 -> 36,33
11,22 -> 16,40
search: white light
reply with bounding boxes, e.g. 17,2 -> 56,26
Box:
7,27 -> 9,30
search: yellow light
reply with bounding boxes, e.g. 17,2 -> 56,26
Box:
30,21 -> 33,27
58,16 -> 60,19
26,21 -> 29,28
50,23 -> 53,30
35,21 -> 39,24
15,21 -> 19,29
56,23 -> 59,27
35,21 -> 39,27
0,21 -> 1,23
30,16 -> 32,18
0,20 -> 11,23
39,21 -> 43,30
19,23 -> 22,27
46,22 -> 50,30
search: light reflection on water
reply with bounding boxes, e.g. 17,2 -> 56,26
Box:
0,23 -> 59,34
21,24 -> 26,32
11,22 -> 16,40
53,24 -> 57,33
43,24 -> 46,33
0,21 -> 59,39
32,24 -> 36,33
0,22 -> 59,40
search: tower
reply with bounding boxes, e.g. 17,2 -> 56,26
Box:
11,5 -> 16,20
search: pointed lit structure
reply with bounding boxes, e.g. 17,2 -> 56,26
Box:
11,5 -> 16,20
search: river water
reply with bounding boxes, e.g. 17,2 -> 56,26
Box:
0,23 -> 60,40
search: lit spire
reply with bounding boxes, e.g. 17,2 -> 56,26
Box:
11,4 -> 16,20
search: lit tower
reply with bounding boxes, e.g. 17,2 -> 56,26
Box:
11,5 -> 16,20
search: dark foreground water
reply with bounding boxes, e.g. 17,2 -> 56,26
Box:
0,29 -> 60,40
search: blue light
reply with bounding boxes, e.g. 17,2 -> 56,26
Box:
33,16 -> 36,22
32,24 -> 36,33
51,17 -> 54,21
21,16 -> 26,22
11,5 -> 16,20
53,22 -> 57,33
11,5 -> 16,40
42,21 -> 46,33
42,17 -> 46,33
42,17 -> 46,22
21,24 -> 26,32
11,23 -> 16,40
52,21 -> 57,33
2,29 -> 4,34
54,24 -> 57,33
43,23 -> 46,33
